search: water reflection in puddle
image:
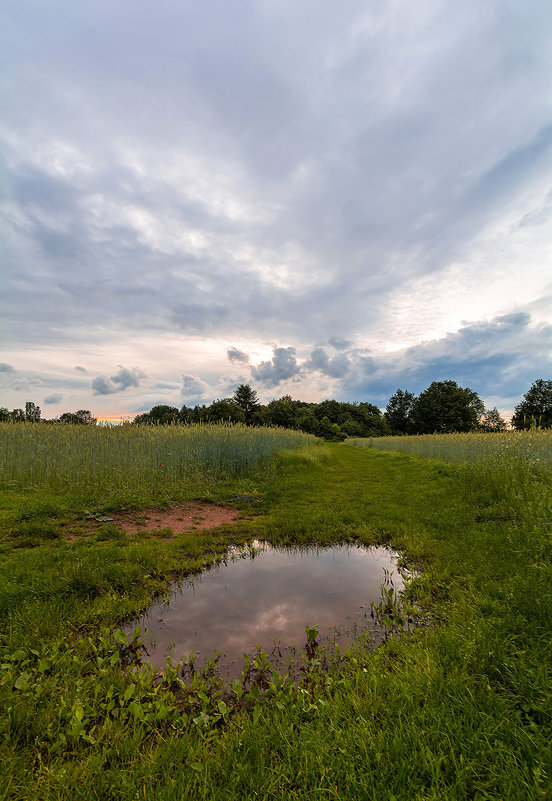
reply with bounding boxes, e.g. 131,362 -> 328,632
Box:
126,541 -> 404,678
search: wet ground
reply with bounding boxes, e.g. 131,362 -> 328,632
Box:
126,541 -> 405,678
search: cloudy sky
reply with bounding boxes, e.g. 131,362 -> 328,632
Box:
1,0 -> 550,420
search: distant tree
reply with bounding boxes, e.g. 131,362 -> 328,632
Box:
179,404 -> 192,423
295,407 -> 319,434
25,401 -> 41,422
134,405 -> 181,425
351,402 -> 389,437
191,404 -> 208,423
316,417 -> 346,441
339,416 -> 365,437
203,399 -> 246,424
480,407 -> 507,432
77,409 -> 95,424
132,413 -> 150,425
59,409 -> 96,424
385,389 -> 416,435
0,408 -> 10,422
267,396 -> 299,429
511,379 -> 552,430
314,399 -> 342,423
232,385 -> 260,425
412,381 -> 485,434
10,408 -> 25,422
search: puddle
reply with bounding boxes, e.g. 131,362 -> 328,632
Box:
125,541 -> 405,679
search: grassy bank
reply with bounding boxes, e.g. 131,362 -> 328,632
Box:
0,428 -> 551,799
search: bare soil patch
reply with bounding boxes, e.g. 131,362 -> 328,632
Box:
115,502 -> 243,535
67,502 -> 245,541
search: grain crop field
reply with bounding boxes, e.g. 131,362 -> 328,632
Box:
349,428 -> 552,467
0,426 -> 551,800
0,421 -> 315,509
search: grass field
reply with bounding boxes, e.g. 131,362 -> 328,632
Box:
348,428 -> 552,467
0,425 -> 551,799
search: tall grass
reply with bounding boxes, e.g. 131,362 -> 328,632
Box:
348,428 -> 552,468
0,422 -> 315,501
350,429 -> 552,547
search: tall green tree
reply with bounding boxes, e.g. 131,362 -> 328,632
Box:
232,384 -> 260,425
385,389 -> 416,435
511,379 -> 552,429
412,380 -> 484,434
203,399 -> 245,424
267,395 -> 299,429
25,401 -> 41,422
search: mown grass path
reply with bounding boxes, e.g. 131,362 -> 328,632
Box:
1,441 -> 551,800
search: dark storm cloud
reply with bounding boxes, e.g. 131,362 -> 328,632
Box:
251,347 -> 301,388
92,366 -> 146,395
227,347 -> 250,365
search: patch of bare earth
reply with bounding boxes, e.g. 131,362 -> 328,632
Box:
68,502 -> 246,541
116,503 -> 243,535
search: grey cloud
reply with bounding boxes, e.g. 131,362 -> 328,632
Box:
307,348 -> 351,379
173,303 -> 231,334
74,366 -> 87,373
0,363 -> 15,373
12,376 -> 43,392
92,376 -> 117,395
111,366 -> 146,390
181,374 -> 212,407
218,373 -> 247,397
10,165 -> 80,213
342,312 -> 552,405
227,347 -> 250,364
328,337 -> 352,351
92,366 -> 146,395
44,393 -> 63,404
251,347 -> 301,387
469,125 -> 552,210
1,0 -> 550,354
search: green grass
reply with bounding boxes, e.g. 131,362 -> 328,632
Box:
0,428 -> 551,799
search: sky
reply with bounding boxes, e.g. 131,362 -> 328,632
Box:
1,0 -> 551,421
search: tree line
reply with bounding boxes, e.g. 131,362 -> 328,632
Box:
1,379 -> 550,437
135,378 -> 552,437
0,404 -> 96,425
